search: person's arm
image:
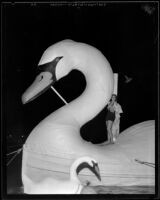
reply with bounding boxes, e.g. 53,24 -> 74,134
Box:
108,101 -> 114,109
114,103 -> 123,114
118,104 -> 123,113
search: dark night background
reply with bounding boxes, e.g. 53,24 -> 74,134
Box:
2,2 -> 159,195
2,2 -> 158,144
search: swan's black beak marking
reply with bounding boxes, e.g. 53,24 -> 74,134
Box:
38,56 -> 63,77
22,56 -> 63,104
91,161 -> 101,181
76,161 -> 101,182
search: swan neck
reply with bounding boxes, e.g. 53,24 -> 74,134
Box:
67,63 -> 113,127
70,162 -> 81,184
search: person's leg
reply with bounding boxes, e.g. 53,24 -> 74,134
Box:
107,120 -> 113,143
96,121 -> 113,146
106,121 -> 110,142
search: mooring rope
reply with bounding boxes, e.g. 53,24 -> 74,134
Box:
135,159 -> 155,168
7,149 -> 22,156
7,148 -> 22,166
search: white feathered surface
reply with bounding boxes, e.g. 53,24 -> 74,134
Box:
22,156 -> 101,194
21,40 -> 155,194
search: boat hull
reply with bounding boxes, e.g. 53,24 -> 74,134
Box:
22,120 -> 155,187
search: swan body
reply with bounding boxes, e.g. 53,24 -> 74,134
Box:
22,40 -> 155,190
23,156 -> 100,194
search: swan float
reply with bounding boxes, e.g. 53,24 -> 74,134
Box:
22,40 -> 155,191
23,156 -> 101,194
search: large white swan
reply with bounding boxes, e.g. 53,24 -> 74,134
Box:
23,156 -> 101,194
22,40 -> 154,191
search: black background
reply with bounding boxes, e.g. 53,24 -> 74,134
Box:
2,2 -> 158,144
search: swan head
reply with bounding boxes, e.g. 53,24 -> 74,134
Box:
22,40 -> 74,104
71,156 -> 101,182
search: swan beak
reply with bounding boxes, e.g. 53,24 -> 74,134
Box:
94,165 -> 101,181
22,71 -> 55,104
22,56 -> 63,104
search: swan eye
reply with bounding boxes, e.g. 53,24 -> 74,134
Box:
39,75 -> 43,81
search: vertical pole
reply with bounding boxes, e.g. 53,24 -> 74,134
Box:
112,73 -> 120,142
113,73 -> 118,95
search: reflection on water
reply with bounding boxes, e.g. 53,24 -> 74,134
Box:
7,185 -> 155,194
92,185 -> 155,194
